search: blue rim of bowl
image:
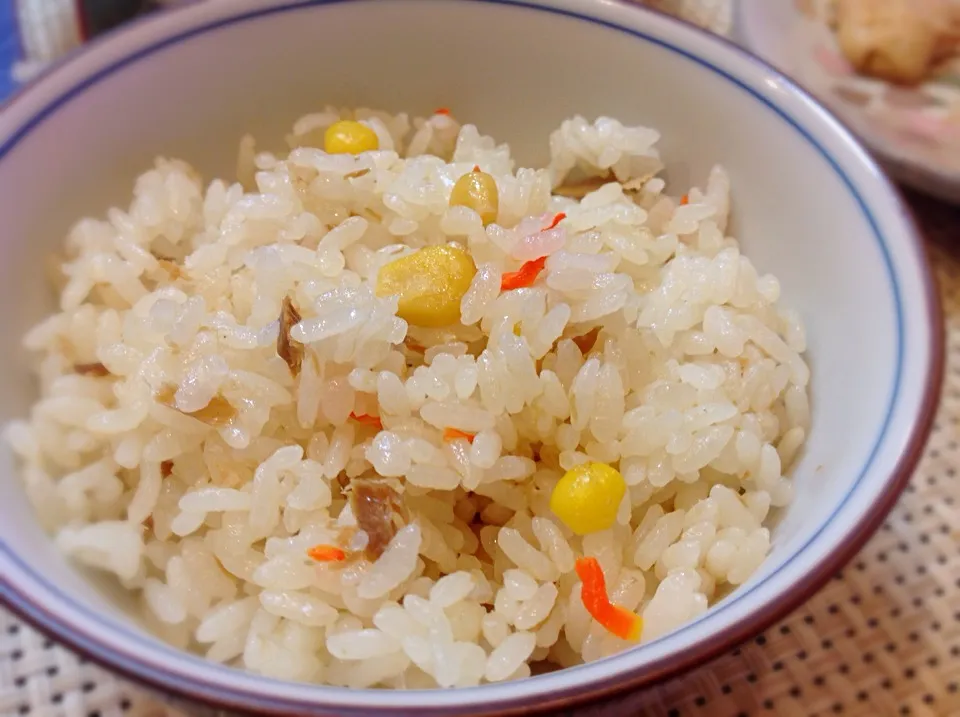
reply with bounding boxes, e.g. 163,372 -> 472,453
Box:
0,0 -> 943,715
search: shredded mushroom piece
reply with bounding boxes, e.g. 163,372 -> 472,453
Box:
554,174 -> 650,200
349,479 -> 406,560
403,337 -> 426,354
571,326 -> 602,355
73,362 -> 110,377
278,296 -> 304,376
157,259 -> 183,279
553,176 -> 613,199
155,385 -> 237,426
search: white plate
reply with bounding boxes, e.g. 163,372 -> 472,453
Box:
738,0 -> 960,203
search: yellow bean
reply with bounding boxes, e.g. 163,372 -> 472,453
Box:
449,170 -> 499,226
550,462 -> 626,536
324,120 -> 379,155
376,245 -> 477,328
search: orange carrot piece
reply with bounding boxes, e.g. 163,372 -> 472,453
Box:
350,412 -> 383,430
574,556 -> 643,641
680,194 -> 689,205
500,256 -> 547,292
307,544 -> 346,562
443,427 -> 476,443
543,212 -> 566,231
497,213 -> 563,293
434,107 -> 451,115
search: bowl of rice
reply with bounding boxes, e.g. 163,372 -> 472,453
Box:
0,0 -> 942,714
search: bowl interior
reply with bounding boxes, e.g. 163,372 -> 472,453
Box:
0,0 -> 933,712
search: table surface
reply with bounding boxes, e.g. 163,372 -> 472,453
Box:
2,2 -> 960,716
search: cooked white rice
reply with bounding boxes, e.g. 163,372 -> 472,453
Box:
8,107 -> 810,688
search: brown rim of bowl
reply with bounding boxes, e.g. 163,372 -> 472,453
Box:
0,0 -> 945,714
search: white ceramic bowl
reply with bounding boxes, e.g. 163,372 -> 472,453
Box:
0,1 -> 943,714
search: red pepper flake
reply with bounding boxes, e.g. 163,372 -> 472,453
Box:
500,256 -> 547,292
160,460 -> 174,478
680,194 -> 690,206
575,556 -> 643,641
350,412 -> 383,430
472,164 -> 481,173
543,212 -> 566,231
434,107 -> 451,116
307,544 -> 346,562
443,427 -> 476,443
